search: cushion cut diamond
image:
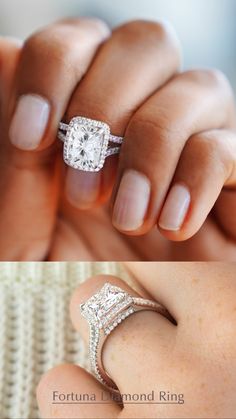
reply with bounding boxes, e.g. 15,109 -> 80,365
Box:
80,283 -> 128,328
63,117 -> 109,171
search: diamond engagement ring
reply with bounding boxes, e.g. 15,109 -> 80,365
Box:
58,116 -> 123,172
80,282 -> 172,393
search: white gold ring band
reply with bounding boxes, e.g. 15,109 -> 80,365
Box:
80,282 -> 173,393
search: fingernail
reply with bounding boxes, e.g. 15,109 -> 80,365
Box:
159,184 -> 190,231
9,94 -> 50,150
66,168 -> 101,209
112,169 -> 151,231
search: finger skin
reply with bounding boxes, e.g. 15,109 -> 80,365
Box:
0,39 -> 60,260
64,19 -> 181,210
125,261 -> 236,320
38,267 -> 236,419
0,19 -> 109,260
8,18 -> 110,151
47,203 -> 143,261
37,364 -> 119,419
67,20 -> 181,132
70,275 -> 176,394
112,69 -> 235,237
159,129 -> 236,241
0,38 -> 22,109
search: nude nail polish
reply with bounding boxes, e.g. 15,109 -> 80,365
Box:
112,170 -> 151,231
159,184 -> 190,231
9,94 -> 50,150
66,168 -> 101,209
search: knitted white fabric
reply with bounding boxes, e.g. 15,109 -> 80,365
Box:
0,262 -> 130,419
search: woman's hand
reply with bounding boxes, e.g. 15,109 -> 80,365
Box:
37,264 -> 236,418
0,18 -> 236,261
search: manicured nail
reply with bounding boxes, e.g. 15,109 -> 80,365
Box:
66,168 -> 101,209
159,184 -> 190,231
9,94 -> 50,150
112,169 -> 151,231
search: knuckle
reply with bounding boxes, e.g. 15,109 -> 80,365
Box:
129,111 -> 182,147
189,132 -> 231,177
59,17 -> 110,38
190,133 -> 218,154
127,112 -> 183,164
116,19 -> 179,48
24,28 -> 53,53
81,17 -> 110,35
184,68 -> 232,93
23,26 -> 76,69
204,68 -> 231,90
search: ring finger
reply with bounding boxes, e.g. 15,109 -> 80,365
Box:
70,275 -> 176,394
64,20 -> 181,210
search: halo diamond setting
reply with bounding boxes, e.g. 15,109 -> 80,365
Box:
58,117 -> 123,171
80,283 -> 133,332
80,282 -> 171,392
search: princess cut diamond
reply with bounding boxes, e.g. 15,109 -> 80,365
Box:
80,283 -> 129,329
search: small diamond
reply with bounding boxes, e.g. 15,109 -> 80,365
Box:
63,117 -> 109,171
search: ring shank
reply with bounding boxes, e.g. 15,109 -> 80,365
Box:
92,299 -> 172,393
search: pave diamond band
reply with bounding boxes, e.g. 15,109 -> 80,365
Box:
80,282 -> 172,392
58,117 -> 123,172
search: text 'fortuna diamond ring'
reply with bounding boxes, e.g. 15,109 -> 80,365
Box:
58,117 -> 123,172
80,282 -> 173,393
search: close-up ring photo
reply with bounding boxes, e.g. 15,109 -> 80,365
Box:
0,0 -> 236,261
0,262 -> 235,419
